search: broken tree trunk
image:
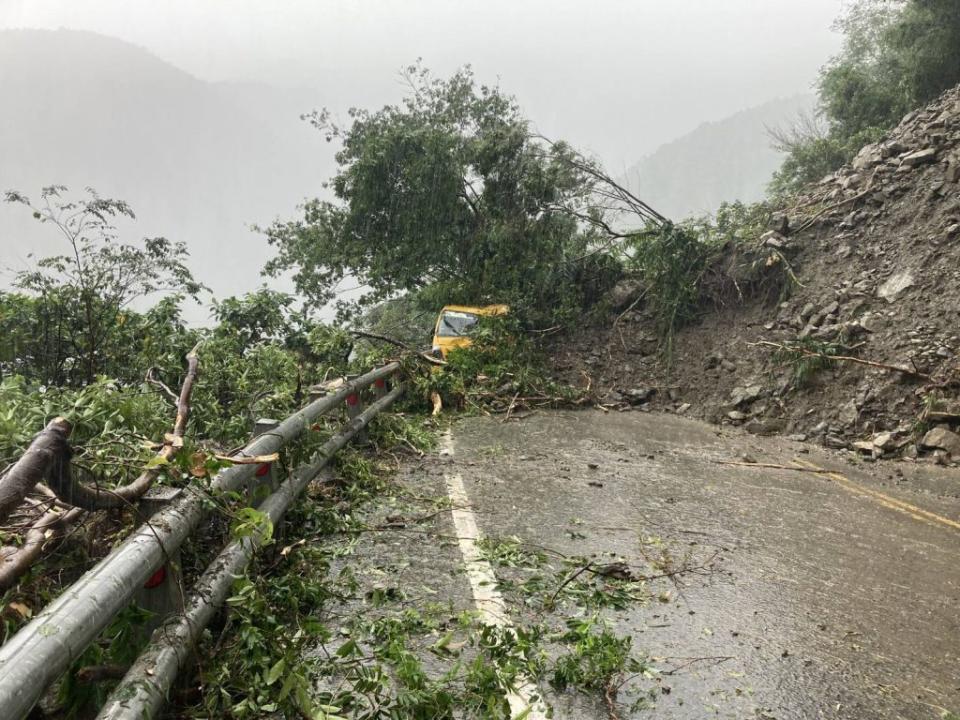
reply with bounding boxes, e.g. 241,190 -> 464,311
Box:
0,417 -> 73,524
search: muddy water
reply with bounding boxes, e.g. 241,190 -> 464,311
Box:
448,410 -> 960,719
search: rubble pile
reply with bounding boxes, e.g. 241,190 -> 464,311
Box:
553,84 -> 960,465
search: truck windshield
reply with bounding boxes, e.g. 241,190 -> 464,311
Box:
437,311 -> 478,337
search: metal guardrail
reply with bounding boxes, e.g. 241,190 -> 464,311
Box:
0,362 -> 401,719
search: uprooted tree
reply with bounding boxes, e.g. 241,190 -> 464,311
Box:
262,63 -> 664,326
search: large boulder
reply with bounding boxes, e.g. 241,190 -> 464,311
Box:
921,427 -> 960,457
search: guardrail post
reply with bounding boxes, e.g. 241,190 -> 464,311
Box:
133,487 -> 184,643
346,391 -> 368,444
373,376 -> 388,400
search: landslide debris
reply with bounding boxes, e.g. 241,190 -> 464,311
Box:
553,84 -> 960,463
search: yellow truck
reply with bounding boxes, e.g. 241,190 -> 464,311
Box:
430,304 -> 509,359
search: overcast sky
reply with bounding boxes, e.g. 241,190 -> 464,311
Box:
0,0 -> 844,167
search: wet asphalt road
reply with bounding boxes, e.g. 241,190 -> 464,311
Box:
435,410 -> 960,719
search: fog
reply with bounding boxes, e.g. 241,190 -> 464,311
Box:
0,0 -> 843,319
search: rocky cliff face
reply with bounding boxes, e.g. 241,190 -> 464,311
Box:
554,84 -> 960,465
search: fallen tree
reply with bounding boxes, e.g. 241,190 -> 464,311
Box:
0,345 -> 200,590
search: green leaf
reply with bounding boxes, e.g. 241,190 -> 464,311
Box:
265,658 -> 285,685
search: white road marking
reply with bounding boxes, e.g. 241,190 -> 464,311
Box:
440,430 -> 548,720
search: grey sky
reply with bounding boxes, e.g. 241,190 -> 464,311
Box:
0,0 -> 844,167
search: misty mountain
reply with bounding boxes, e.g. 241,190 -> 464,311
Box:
625,95 -> 816,220
0,29 -> 333,320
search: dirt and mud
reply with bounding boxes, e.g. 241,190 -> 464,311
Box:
323,409 -> 960,718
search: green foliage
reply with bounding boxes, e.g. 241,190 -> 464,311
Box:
772,0 -> 960,195
769,124 -> 886,196
3,186 -> 204,385
629,222 -> 718,357
476,535 -> 547,569
0,376 -> 169,480
772,338 -> 842,388
263,63 -> 623,325
411,315 -> 578,411
550,616 -> 646,693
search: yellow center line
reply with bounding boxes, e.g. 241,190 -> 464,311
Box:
791,458 -> 960,533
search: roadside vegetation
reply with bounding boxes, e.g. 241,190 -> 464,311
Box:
769,0 -> 960,195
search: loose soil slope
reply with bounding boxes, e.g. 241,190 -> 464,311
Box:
554,84 -> 960,462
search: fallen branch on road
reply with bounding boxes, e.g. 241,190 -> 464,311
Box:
715,459 -> 836,475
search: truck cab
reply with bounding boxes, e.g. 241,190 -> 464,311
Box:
431,304 -> 509,359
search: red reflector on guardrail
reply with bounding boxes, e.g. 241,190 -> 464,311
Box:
255,463 -> 271,477
346,393 -> 360,406
144,567 -> 166,589
374,378 -> 386,388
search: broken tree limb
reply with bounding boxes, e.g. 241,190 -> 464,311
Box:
351,329 -> 447,366
753,340 -> 932,380
0,417 -> 73,524
714,460 -> 836,475
48,343 -> 201,511
213,453 -> 280,465
0,505 -> 84,590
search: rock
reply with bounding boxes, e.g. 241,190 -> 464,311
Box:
676,403 -> 691,414
920,427 -> 960,457
840,173 -> 862,190
727,411 -> 747,423
872,432 -> 895,450
800,303 -> 815,321
729,385 -> 763,407
606,278 -> 644,311
761,231 -> 788,249
932,449 -> 951,466
852,143 -> 883,171
853,440 -> 877,454
877,271 -> 915,302
900,147 -> 938,167
768,213 -> 790,236
602,390 -> 624,405
839,400 -> 860,427
624,387 -> 656,404
820,301 -> 839,317
946,160 -> 960,183
720,359 -> 737,372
